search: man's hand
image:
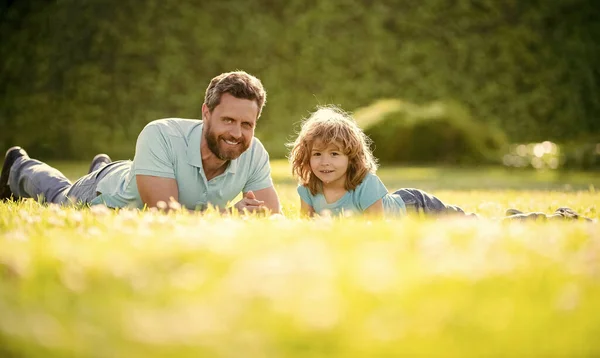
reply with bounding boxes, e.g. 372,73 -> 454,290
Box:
233,191 -> 265,213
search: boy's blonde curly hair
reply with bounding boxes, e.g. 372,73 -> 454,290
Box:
288,106 -> 378,195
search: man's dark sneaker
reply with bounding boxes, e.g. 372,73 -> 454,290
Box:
88,154 -> 112,174
1,146 -> 29,201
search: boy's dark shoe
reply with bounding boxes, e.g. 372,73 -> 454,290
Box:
505,208 -> 524,216
88,154 -> 112,174
1,146 -> 29,201
505,207 -> 594,222
554,207 -> 594,222
504,209 -> 548,222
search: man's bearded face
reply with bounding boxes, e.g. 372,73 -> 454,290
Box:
204,118 -> 251,161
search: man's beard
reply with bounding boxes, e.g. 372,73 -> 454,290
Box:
205,123 -> 250,161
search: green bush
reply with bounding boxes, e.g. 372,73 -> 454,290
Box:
354,99 -> 507,165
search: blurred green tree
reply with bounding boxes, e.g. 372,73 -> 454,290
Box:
1,0 -> 598,160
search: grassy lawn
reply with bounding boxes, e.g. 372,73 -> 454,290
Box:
49,159 -> 600,191
1,160 -> 599,357
46,159 -> 600,218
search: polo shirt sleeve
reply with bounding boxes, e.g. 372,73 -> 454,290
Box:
297,185 -> 313,206
242,139 -> 274,192
133,122 -> 176,178
354,173 -> 388,211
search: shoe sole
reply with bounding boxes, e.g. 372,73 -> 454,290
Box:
88,154 -> 112,174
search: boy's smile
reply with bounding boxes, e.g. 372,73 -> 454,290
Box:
310,140 -> 349,187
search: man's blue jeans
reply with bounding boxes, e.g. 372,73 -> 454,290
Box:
9,157 -> 112,205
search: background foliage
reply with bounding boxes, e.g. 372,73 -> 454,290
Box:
1,0 -> 599,160
354,99 -> 508,164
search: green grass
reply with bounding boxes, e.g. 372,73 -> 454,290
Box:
1,161 -> 600,357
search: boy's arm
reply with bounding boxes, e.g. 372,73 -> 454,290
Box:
300,199 -> 315,217
363,199 -> 385,217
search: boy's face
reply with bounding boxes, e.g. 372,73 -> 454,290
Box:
309,140 -> 349,187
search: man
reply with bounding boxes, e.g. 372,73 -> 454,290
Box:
0,71 -> 281,214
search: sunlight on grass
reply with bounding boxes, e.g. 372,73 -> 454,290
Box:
1,162 -> 599,357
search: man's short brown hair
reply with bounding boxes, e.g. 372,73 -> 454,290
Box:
204,71 -> 267,118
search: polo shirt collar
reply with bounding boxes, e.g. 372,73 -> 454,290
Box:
186,120 -> 239,174
226,155 -> 238,174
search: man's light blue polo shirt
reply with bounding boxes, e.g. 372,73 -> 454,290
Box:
90,118 -> 273,210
